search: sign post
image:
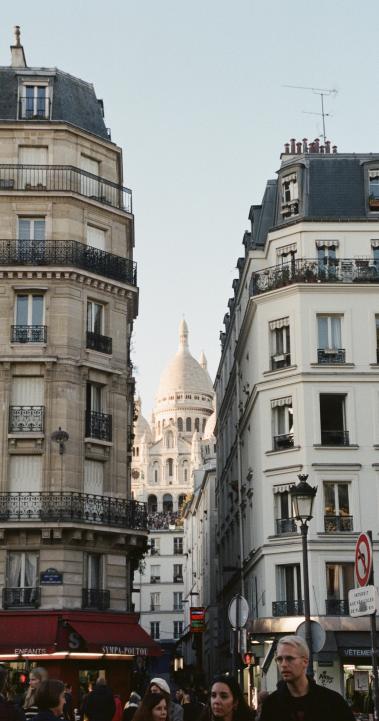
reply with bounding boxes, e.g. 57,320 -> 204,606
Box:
228,594 -> 249,686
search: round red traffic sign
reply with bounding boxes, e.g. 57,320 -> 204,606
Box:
355,532 -> 373,587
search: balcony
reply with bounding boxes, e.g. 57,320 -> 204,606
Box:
0,239 -> 136,286
11,325 -> 47,343
9,405 -> 45,433
321,430 -> 350,446
273,433 -> 294,451
272,600 -> 304,617
271,353 -> 291,370
276,518 -> 297,535
150,576 -> 160,584
85,410 -> 112,442
325,599 -> 349,615
3,587 -> 40,609
150,604 -> 160,612
251,258 -> 379,296
173,576 -> 183,583
19,97 -> 51,120
86,331 -> 112,355
0,492 -> 147,529
317,348 -> 346,364
173,605 -> 183,611
82,588 -> 110,611
0,164 -> 132,214
324,515 -> 353,533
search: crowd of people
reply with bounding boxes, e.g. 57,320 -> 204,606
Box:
147,512 -> 181,530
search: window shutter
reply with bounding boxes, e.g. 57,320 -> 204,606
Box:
9,456 -> 42,492
11,377 -> 44,405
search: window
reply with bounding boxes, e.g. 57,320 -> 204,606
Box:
148,495 -> 158,513
274,488 -> 296,535
150,565 -> 161,583
166,431 -> 174,449
18,147 -> 48,189
163,494 -> 173,512
202,418 -> 207,433
150,538 -> 160,556
316,241 -> 338,277
150,622 -> 160,640
324,482 -> 352,532
270,318 -> 291,370
85,382 -> 111,441
86,553 -> 103,590
86,382 -> 102,413
6,551 -> 39,607
173,564 -> 183,583
177,417 -> 183,432
173,592 -> 183,611
326,563 -> 354,615
274,564 -> 302,616
150,592 -> 160,611
153,464 -> 159,484
166,458 -> 174,478
281,174 -> 299,218
10,376 -> 44,433
19,84 -> 49,119
13,294 -> 45,343
87,225 -> 106,251
183,461 -> 188,483
320,394 -> 349,446
9,456 -> 42,492
271,397 -> 294,450
194,418 -> 200,432
375,316 -> 379,364
173,621 -> 183,639
173,537 -> 183,555
369,170 -> 379,210
84,460 -> 104,497
81,157 -> 100,199
276,245 -> 297,277
18,218 -> 45,258
178,494 -> 186,508
186,417 -> 192,432
317,315 -> 344,363
87,301 -> 104,335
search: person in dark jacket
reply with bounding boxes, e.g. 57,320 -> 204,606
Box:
123,692 -> 141,721
260,634 -> 355,721
33,679 -> 65,721
0,667 -> 26,721
81,678 -> 116,721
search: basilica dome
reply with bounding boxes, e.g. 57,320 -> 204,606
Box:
156,320 -> 213,403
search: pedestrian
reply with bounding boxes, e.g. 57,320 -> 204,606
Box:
133,693 -> 168,721
259,634 -> 355,721
0,666 -> 26,721
112,694 -> 123,721
63,684 -> 74,721
181,689 -> 203,721
149,678 -> 182,721
255,691 -> 268,721
24,668 -> 48,721
199,675 -> 254,721
123,692 -> 141,721
81,678 -> 116,721
33,680 -> 66,721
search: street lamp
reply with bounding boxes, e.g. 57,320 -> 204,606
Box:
290,474 -> 317,677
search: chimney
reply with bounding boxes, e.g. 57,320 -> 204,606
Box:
284,143 -> 290,154
332,145 -> 338,154
314,138 -> 320,153
320,145 -> 325,154
309,141 -> 316,153
296,142 -> 302,154
290,138 -> 296,154
10,26 -> 27,68
325,140 -> 331,154
302,138 -> 308,153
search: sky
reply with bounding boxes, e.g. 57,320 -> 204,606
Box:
1,1 -> 378,416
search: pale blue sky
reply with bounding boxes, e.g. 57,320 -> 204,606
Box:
1,1 -> 378,415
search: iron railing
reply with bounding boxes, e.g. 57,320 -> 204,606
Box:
11,325 -> 47,343
150,604 -> 161,611
173,575 -> 183,583
0,164 -> 132,213
321,430 -> 350,446
9,405 -> 45,433
318,348 -> 346,364
251,258 -> 379,296
19,97 -> 51,120
85,410 -> 112,441
3,587 -> 41,609
86,331 -> 112,355
273,433 -> 294,451
325,599 -> 349,615
0,492 -> 147,529
0,239 -> 136,285
276,518 -> 297,535
272,600 -> 304,617
82,588 -> 110,611
271,353 -> 291,370
324,515 -> 353,533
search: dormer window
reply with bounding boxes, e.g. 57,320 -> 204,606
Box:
368,170 -> 379,211
281,173 -> 299,218
19,83 -> 50,120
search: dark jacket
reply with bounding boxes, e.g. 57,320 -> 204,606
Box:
82,685 -> 116,721
31,712 -> 57,721
0,695 -> 25,721
122,707 -> 138,721
260,679 -> 355,721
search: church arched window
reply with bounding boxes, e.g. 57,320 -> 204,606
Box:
194,418 -> 200,432
167,458 -> 174,477
183,460 -> 188,483
202,418 -> 207,433
163,493 -> 173,512
177,417 -> 183,432
166,431 -> 174,449
178,494 -> 186,508
148,494 -> 158,513
186,417 -> 191,432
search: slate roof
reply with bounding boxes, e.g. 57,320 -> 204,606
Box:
0,66 -> 109,140
307,156 -> 366,217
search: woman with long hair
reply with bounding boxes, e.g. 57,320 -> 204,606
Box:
33,680 -> 66,721
24,668 -> 49,720
133,692 -> 168,721
200,676 -> 255,721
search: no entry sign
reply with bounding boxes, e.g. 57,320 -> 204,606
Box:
355,532 -> 373,587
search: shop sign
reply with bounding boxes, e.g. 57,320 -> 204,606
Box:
343,648 -> 371,657
102,645 -> 148,656
14,648 -> 48,655
190,607 -> 206,633
40,568 -> 63,585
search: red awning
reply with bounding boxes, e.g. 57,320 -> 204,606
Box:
0,613 -> 58,655
66,616 -> 162,657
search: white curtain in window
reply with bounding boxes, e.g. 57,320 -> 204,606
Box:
8,552 -> 22,587
19,147 -> 48,164
81,156 -> 100,197
269,317 -> 289,331
11,377 -> 44,405
271,397 -> 292,409
84,460 -> 104,496
87,225 -> 106,250
9,456 -> 42,492
25,553 -> 38,586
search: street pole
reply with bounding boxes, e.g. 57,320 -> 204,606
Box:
300,521 -> 314,677
232,595 -> 241,682
368,531 -> 379,721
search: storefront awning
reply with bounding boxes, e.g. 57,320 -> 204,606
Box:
336,632 -> 375,662
66,616 -> 163,657
0,613 -> 58,655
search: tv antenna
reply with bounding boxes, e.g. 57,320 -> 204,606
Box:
283,85 -> 338,143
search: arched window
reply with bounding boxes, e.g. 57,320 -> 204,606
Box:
186,417 -> 192,432
194,418 -> 200,432
132,447 -> 135,457
166,431 -> 174,449
136,447 -> 139,457
163,493 -> 173,512
167,458 -> 174,477
148,494 -> 158,513
202,418 -> 207,433
183,461 -> 188,483
178,494 -> 186,508
177,417 -> 183,432
153,462 -> 159,484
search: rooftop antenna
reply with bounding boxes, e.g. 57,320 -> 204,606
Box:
283,85 -> 338,143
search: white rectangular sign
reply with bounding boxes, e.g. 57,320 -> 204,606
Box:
348,585 -> 379,617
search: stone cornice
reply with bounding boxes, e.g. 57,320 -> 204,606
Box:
1,267 -> 135,297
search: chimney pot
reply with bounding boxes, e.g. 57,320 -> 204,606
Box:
332,145 -> 338,154
302,138 -> 308,153
296,142 -> 302,154
314,138 -> 320,152
284,143 -> 290,154
320,145 -> 325,154
290,138 -> 296,153
325,140 -> 331,154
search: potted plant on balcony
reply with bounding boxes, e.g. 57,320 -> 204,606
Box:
368,195 -> 379,210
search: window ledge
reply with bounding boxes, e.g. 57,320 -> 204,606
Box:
372,445 -> 379,449
310,363 -> 355,368
8,433 -> 44,439
263,365 -> 297,376
318,532 -> 356,537
265,445 -> 300,456
369,364 -> 379,368
84,437 -> 113,447
313,444 -> 359,450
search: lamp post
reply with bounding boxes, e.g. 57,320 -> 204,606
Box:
290,474 -> 317,677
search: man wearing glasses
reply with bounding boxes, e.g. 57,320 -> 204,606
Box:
260,635 -> 354,721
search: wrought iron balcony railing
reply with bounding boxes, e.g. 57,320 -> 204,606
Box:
85,410 -> 112,441
173,575 -> 183,583
324,515 -> 353,533
271,352 -> 291,370
273,433 -> 294,451
150,604 -> 161,611
325,599 -> 349,615
272,600 -> 304,617
11,325 -> 47,343
276,517 -> 297,535
19,97 -> 51,120
86,331 -> 112,355
82,588 -> 110,611
9,405 -> 45,433
0,164 -> 132,214
0,239 -> 136,285
317,348 -> 346,364
3,586 -> 41,609
251,258 -> 379,296
0,492 -> 147,529
321,430 -> 350,446
173,604 -> 183,611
